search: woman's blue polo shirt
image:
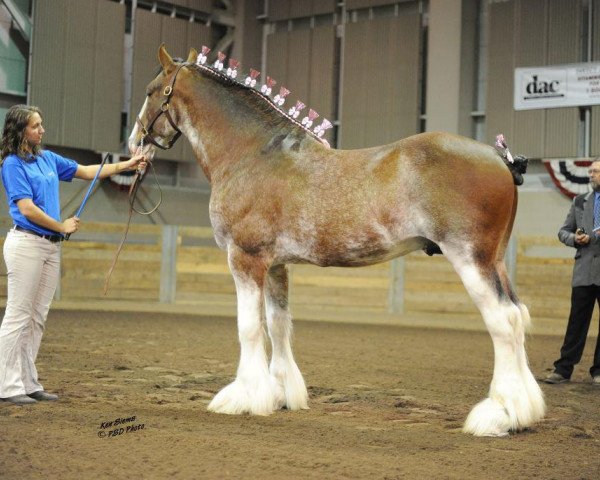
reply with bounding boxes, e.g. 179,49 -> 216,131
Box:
2,150 -> 78,236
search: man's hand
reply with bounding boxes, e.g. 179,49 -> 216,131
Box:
575,231 -> 590,245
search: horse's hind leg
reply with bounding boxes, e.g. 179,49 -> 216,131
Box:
265,264 -> 309,410
207,246 -> 285,415
495,261 -> 546,427
444,248 -> 545,436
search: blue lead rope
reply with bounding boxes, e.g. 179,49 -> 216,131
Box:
64,152 -> 111,241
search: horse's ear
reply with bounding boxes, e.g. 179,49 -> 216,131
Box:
158,44 -> 175,74
186,48 -> 198,64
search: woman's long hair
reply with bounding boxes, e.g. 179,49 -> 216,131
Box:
1,104 -> 43,164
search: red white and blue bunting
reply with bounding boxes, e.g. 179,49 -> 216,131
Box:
542,159 -> 593,199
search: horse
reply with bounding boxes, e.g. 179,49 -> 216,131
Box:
129,45 -> 546,437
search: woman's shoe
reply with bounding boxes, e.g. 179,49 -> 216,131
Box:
28,391 -> 59,401
2,394 -> 37,405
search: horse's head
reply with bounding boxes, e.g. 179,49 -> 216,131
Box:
128,44 -> 197,157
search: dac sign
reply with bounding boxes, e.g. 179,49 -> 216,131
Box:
523,73 -> 565,98
514,62 -> 600,110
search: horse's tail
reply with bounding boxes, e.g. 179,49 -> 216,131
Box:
497,181 -> 533,330
499,183 -> 518,260
507,155 -> 528,185
493,134 -> 528,323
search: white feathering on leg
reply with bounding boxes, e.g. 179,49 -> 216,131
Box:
444,251 -> 545,436
208,282 -> 284,415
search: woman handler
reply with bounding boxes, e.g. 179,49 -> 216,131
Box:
0,104 -> 145,405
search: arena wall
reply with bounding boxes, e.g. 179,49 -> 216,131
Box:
0,0 -> 597,328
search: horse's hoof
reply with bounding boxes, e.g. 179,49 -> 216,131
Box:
463,398 -> 511,437
270,362 -> 309,411
207,377 -> 283,416
286,393 -> 309,411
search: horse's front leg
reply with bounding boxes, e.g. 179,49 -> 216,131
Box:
208,247 -> 285,415
265,264 -> 309,410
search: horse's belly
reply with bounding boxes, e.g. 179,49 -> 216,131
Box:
279,236 -> 425,267
326,237 -> 426,267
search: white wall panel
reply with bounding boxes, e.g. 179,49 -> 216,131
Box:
592,0 -> 600,156
341,12 -> 420,149
266,25 -> 336,143
30,0 -> 124,152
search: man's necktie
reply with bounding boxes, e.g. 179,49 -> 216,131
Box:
594,196 -> 600,232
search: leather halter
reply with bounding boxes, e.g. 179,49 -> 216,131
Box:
136,63 -> 188,150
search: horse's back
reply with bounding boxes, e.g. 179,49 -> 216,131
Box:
395,131 -> 508,171
331,132 -> 510,178
375,132 -> 516,204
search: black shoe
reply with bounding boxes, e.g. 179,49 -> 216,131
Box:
2,394 -> 37,405
543,372 -> 569,384
28,391 -> 59,401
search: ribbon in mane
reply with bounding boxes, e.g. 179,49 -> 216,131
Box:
195,46 -> 333,147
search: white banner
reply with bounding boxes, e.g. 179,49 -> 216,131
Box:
514,62 -> 600,110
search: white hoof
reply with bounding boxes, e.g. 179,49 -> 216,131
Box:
208,376 -> 285,416
284,380 -> 309,411
464,376 -> 546,436
271,361 -> 309,411
463,398 -> 511,437
520,371 -> 546,425
488,373 -> 546,431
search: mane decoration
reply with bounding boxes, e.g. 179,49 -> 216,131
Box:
194,46 -> 333,147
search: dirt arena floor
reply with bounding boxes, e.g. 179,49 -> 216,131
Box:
1,310 -> 599,480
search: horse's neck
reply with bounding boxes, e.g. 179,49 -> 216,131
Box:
177,78 -> 289,183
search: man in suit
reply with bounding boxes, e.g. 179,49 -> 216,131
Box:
545,159 -> 600,385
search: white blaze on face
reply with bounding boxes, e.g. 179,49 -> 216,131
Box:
129,98 -> 149,155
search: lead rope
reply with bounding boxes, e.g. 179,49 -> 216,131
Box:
103,139 -> 163,295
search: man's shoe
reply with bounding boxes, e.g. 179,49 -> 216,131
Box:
2,394 -> 37,405
592,376 -> 600,386
28,391 -> 59,401
543,372 -> 570,384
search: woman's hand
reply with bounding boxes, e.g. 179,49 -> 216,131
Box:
76,155 -> 147,181
61,216 -> 80,234
118,153 -> 147,173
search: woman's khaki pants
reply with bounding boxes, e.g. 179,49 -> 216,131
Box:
0,229 -> 60,398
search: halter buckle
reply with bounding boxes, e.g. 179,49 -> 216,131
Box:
136,63 -> 186,151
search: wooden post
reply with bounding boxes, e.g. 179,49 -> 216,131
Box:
160,225 -> 178,303
505,235 -> 517,288
388,257 -> 404,314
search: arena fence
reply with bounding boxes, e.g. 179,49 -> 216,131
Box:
0,220 -> 579,328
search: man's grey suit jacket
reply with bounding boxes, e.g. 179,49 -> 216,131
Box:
558,191 -> 600,287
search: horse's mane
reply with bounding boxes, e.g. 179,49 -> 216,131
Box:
183,50 -> 331,145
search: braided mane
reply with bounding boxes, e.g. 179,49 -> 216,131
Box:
184,50 -> 332,146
